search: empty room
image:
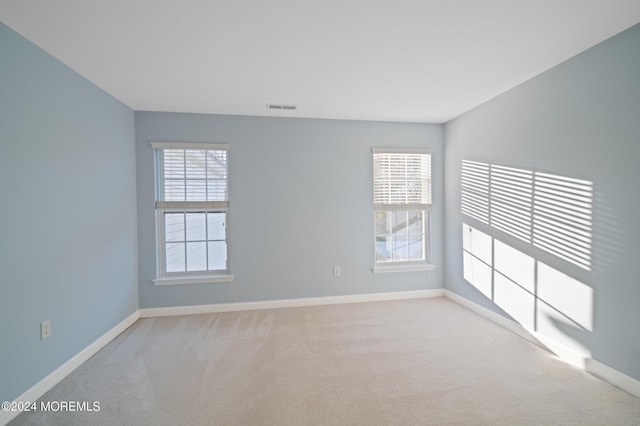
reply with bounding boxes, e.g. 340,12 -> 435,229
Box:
1,1 -> 640,425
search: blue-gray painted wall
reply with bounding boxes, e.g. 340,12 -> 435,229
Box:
135,113 -> 444,308
0,22 -> 139,403
445,24 -> 640,380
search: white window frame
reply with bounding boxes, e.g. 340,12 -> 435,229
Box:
151,141 -> 233,285
372,147 -> 435,273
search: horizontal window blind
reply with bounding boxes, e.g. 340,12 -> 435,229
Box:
373,151 -> 431,209
153,143 -> 228,209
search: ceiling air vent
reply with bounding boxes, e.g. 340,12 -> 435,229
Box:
266,104 -> 297,111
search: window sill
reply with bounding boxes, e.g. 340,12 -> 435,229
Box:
372,263 -> 436,274
153,274 -> 234,286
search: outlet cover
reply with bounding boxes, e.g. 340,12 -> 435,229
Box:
41,319 -> 51,340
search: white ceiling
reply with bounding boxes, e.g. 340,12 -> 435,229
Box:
1,1 -> 639,123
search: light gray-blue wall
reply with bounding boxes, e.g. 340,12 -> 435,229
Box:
444,24 -> 640,380
136,113 -> 444,308
0,22 -> 138,403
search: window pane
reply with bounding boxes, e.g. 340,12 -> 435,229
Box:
186,213 -> 206,241
164,179 -> 185,201
166,242 -> 185,272
207,179 -> 227,202
408,210 -> 423,234
185,150 -> 206,178
375,211 -> 391,235
375,236 -> 391,262
163,150 -> 184,179
408,236 -> 424,261
186,179 -> 207,201
374,209 -> 427,264
207,151 -> 227,178
207,213 -> 226,240
392,211 -> 409,236
165,213 -> 185,242
186,242 -> 207,271
208,241 -> 227,270
392,236 -> 409,261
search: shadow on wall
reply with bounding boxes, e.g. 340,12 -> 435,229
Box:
461,160 -> 595,361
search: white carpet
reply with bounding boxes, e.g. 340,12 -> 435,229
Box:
10,297 -> 640,425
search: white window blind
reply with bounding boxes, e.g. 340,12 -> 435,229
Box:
153,142 -> 229,210
373,149 -> 431,210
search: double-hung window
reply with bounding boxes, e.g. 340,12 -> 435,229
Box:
151,142 -> 232,285
373,148 -> 433,272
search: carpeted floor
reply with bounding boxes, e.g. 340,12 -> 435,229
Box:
10,297 -> 640,425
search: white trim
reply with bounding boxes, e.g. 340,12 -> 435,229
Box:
443,290 -> 545,349
374,203 -> 431,211
586,358 -> 640,399
153,274 -> 234,285
150,141 -> 229,150
530,333 -> 590,370
444,290 -> 640,398
140,289 -> 444,318
444,290 -> 590,368
0,311 -> 140,426
371,147 -> 431,154
156,201 -> 229,209
444,290 -> 587,368
373,263 -> 436,273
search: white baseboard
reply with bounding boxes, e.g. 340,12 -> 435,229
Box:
0,311 -> 140,426
444,289 -> 640,399
443,290 -> 545,349
587,358 -> 640,399
140,289 -> 444,318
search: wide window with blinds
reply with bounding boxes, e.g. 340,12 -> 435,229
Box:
373,148 -> 433,272
151,142 -> 232,285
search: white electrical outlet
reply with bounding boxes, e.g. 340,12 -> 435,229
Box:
333,266 -> 341,277
41,319 -> 51,340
